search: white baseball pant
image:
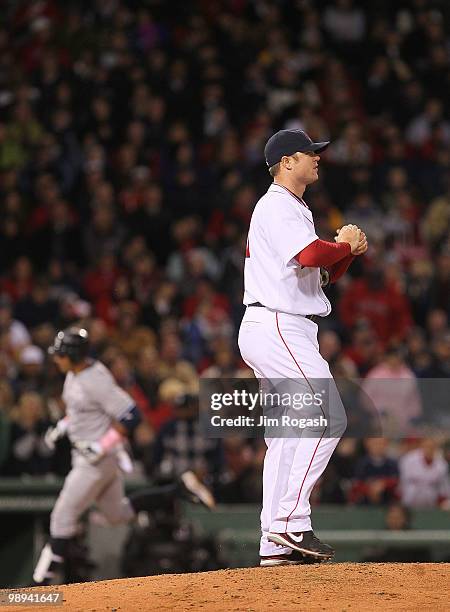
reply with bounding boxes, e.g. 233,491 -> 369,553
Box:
238,306 -> 346,556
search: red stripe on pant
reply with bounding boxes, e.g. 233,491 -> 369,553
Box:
275,312 -> 324,533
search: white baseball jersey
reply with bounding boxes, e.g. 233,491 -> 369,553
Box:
63,360 -> 134,443
243,183 -> 331,316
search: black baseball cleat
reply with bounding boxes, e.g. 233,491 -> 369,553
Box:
179,471 -> 216,510
267,531 -> 334,560
260,550 -> 305,567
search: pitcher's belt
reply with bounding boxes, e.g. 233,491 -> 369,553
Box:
247,303 -> 317,321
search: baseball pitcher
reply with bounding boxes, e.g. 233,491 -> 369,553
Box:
238,129 -> 368,566
33,327 -> 215,585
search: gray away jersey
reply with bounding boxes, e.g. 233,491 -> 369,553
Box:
63,360 -> 133,443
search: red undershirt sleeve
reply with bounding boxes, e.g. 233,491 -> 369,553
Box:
295,239 -> 355,283
295,239 -> 351,267
327,254 -> 355,283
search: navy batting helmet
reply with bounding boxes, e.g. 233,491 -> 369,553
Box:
48,327 -> 90,363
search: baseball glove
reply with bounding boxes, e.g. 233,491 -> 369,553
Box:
320,267 -> 330,287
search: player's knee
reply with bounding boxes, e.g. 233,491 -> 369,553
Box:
101,511 -> 122,525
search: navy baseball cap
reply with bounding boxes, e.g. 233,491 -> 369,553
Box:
264,129 -> 330,168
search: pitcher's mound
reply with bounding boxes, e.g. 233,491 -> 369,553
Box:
14,563 -> 450,611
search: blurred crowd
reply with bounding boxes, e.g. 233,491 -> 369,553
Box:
0,0 -> 449,509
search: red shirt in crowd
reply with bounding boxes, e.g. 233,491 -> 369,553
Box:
339,277 -> 413,345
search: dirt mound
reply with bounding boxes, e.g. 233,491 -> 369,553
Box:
6,563 -> 450,612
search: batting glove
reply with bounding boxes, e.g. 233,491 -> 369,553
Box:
44,417 -> 69,450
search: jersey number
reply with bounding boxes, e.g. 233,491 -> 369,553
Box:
245,238 -> 250,258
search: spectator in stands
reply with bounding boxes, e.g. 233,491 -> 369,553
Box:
426,308 -> 448,342
141,280 -> 180,332
144,376 -> 183,436
339,264 -> 413,347
83,252 -> 121,307
157,333 -> 198,386
1,391 -> 52,476
134,345 -> 162,408
14,279 -> 59,330
110,300 -> 156,361
201,343 -> 241,378
323,0 -> 366,48
344,190 -> 385,244
14,344 -> 46,396
1,256 -> 34,302
319,330 -> 343,364
361,344 -> 422,436
88,318 -> 110,358
343,321 -> 382,376
430,253 -> 450,316
406,261 -> 434,327
0,379 -> 14,415
363,503 -> 432,562
218,438 -> 264,503
404,327 -> 433,377
399,438 -> 450,509
350,438 -> 399,505
422,190 -> 450,252
0,294 -> 30,357
424,333 -> 450,378
30,200 -> 83,270
311,460 -> 347,505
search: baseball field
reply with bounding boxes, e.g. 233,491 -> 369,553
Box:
5,563 -> 450,611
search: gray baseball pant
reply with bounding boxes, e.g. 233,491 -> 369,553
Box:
50,452 -> 135,539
